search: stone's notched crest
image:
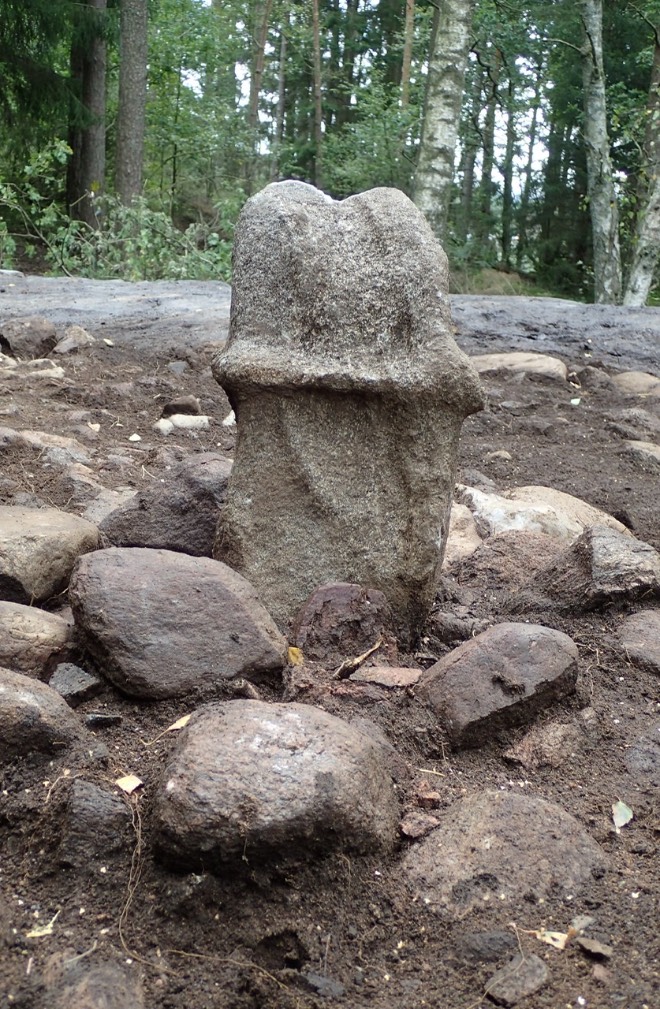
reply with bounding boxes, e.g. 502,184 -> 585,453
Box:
213,182 -> 484,641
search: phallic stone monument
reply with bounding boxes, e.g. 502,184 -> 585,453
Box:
212,182 -> 484,641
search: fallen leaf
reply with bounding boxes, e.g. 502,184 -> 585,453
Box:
287,646 -> 304,666
26,911 -> 60,938
102,338 -> 114,346
535,929 -> 574,950
115,774 -> 143,794
612,800 -> 633,833
165,714 -> 191,733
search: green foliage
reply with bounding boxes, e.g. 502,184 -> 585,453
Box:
0,141 -> 233,279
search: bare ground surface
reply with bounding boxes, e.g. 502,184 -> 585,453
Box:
0,277 -> 658,1009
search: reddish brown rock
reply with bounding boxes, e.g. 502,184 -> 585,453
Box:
70,547 -> 287,699
417,622 -> 578,748
154,700 -> 399,866
290,582 -> 396,666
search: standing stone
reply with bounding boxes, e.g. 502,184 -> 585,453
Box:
213,182 -> 484,639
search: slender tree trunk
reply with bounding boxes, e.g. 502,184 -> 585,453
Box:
413,0 -> 474,242
400,0 -> 415,108
116,0 -> 148,203
476,47 -> 501,253
580,0 -> 622,303
247,0 -> 273,130
623,36 -> 660,306
516,65 -> 541,271
67,0 -> 107,228
312,0 -> 323,187
271,24 -> 288,181
501,75 -> 515,268
334,0 -> 359,128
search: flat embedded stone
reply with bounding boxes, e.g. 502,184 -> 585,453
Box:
350,665 -> 421,688
44,958 -> 144,1009
457,485 -> 629,543
624,725 -> 660,792
0,506 -> 99,603
49,663 -> 104,707
99,452 -> 232,556
503,719 -> 584,769
402,791 -> 606,919
611,371 -> 660,397
487,952 -> 549,1006
0,665 -> 86,759
69,547 -> 287,699
0,601 -> 72,676
470,351 -> 568,381
154,700 -> 399,866
617,610 -> 660,674
417,622 -> 578,748
624,439 -> 660,468
442,502 -> 482,568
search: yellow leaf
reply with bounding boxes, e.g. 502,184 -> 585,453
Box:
166,714 -> 191,733
115,774 -> 143,794
26,911 -> 60,938
288,646 -> 304,666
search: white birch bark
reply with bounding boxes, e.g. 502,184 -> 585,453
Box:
623,40 -> 660,306
581,0 -> 622,304
413,0 -> 474,243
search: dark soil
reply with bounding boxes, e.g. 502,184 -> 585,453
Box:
0,277 -> 658,1009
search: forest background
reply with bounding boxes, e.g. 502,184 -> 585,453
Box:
1,0 -> 659,307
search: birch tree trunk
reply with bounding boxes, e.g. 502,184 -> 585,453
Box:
623,36 -> 660,306
311,0 -> 323,188
116,0 -> 148,203
400,0 -> 415,108
581,0 -> 622,304
413,0 -> 474,242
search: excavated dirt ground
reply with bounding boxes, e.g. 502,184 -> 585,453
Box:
0,276 -> 658,1009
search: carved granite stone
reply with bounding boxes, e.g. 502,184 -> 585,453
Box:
213,182 -> 484,639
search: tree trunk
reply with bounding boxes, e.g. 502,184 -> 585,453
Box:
116,0 -> 148,204
516,65 -> 541,271
476,46 -> 501,253
247,0 -> 273,131
501,75 -> 515,268
271,24 -> 288,181
400,0 -> 415,108
312,0 -> 323,188
413,0 -> 474,243
581,0 -> 622,303
67,0 -> 107,228
623,36 -> 660,306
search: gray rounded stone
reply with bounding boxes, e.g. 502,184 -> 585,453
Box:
0,665 -> 86,760
402,790 -> 606,919
154,700 -> 399,866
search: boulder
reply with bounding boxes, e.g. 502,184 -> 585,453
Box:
624,439 -> 660,469
154,700 -> 399,866
99,452 -> 232,556
58,779 -> 132,868
213,182 -> 484,639
402,790 -> 606,918
69,547 -> 287,699
617,610 -> 660,674
513,525 -> 660,612
0,665 -> 86,759
0,315 -> 58,358
0,601 -> 73,677
417,622 -> 578,748
0,506 -> 99,603
49,663 -> 104,707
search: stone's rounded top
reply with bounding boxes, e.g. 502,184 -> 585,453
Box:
214,183 -> 484,415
